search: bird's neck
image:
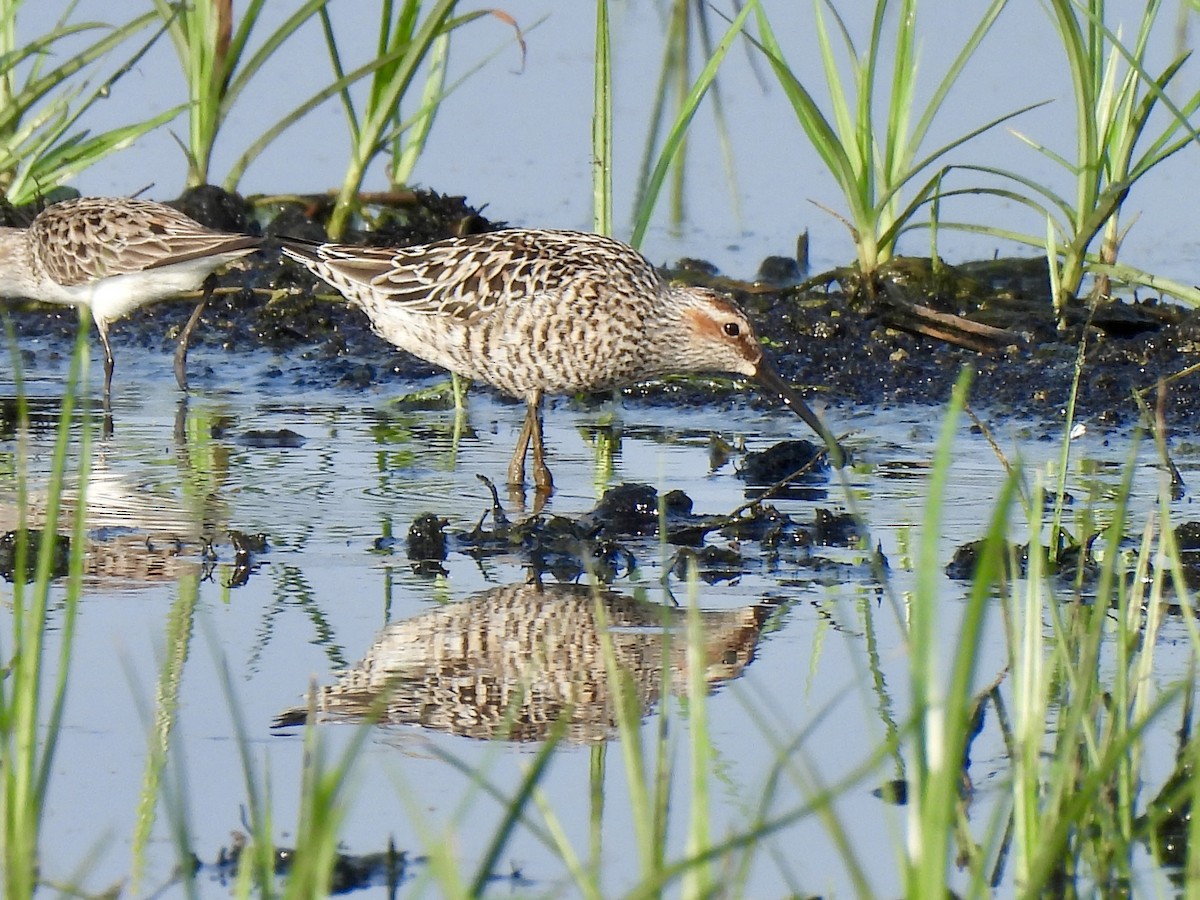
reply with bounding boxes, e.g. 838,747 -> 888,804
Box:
646,292 -> 706,373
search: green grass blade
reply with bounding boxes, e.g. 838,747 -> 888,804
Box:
681,570 -> 713,898
629,0 -> 757,247
467,719 -> 567,895
391,30 -> 450,187
221,0 -> 332,114
907,366 -> 977,896
592,0 -> 612,236
906,0 -> 1007,157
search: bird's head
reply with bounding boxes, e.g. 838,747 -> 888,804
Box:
668,284 -> 764,378
668,284 -> 845,468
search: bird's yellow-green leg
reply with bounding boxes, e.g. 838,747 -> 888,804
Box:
509,390 -> 553,492
529,395 -> 553,493
451,371 -> 470,411
508,401 -> 533,487
175,273 -> 218,391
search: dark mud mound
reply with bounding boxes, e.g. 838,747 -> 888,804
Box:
734,255 -> 1200,430
394,479 -> 874,587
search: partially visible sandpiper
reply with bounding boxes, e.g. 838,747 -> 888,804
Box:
0,196 -> 261,410
282,228 -> 843,492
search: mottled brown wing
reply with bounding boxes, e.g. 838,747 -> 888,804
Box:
311,230 -> 632,324
31,197 -> 258,286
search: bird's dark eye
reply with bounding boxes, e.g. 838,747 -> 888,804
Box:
723,322 -> 740,337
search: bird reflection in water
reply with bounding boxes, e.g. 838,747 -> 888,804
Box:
274,581 -> 776,743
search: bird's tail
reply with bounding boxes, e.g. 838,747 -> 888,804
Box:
278,236 -> 323,264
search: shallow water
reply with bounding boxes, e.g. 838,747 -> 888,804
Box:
2,344 -> 1196,897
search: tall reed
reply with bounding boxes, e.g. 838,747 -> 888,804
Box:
947,0 -> 1200,314
592,0 -> 612,236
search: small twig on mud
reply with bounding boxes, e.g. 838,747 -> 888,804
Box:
965,404 -> 1012,476
1155,378 -> 1185,493
725,444 -> 832,519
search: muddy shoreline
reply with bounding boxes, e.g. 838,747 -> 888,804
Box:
4,186 -> 1198,434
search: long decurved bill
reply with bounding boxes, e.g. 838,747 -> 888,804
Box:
755,360 -> 845,469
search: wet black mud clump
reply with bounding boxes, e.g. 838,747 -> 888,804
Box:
0,529 -> 70,582
393,480 -> 885,588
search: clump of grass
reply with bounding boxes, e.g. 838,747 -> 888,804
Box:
0,3 -> 175,204
948,0 -> 1200,316
151,0 -> 333,190
905,369 -> 1012,896
152,649 -> 374,897
592,0 -> 757,243
319,0 -> 524,240
748,0 -> 1035,284
902,368 -> 1199,893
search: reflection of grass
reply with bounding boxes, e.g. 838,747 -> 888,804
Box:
129,572 -> 200,894
0,314 -> 91,897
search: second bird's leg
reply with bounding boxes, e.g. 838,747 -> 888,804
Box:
529,410 -> 553,493
508,396 -> 535,487
174,273 -> 218,391
508,391 -> 554,492
99,326 -> 115,414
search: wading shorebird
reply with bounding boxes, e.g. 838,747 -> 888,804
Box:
0,196 -> 261,411
282,228 -> 843,492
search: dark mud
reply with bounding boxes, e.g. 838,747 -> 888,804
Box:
395,480 -> 860,588
5,185 -> 1199,434
186,831 -> 531,897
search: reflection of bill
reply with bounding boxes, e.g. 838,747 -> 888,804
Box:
274,581 -> 775,743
